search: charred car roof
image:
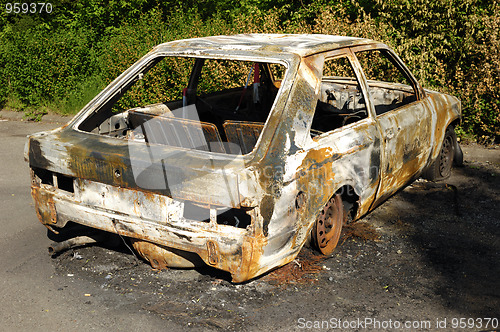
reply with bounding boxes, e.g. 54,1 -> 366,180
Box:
154,34 -> 375,57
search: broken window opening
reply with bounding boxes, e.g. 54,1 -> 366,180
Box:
310,55 -> 368,137
79,56 -> 286,156
355,49 -> 418,116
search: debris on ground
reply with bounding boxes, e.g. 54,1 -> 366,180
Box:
341,221 -> 380,243
262,248 -> 326,287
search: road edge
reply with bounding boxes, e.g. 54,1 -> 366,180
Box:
0,109 -> 72,125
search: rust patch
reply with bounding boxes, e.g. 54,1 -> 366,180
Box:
207,240 -> 219,265
31,186 -> 57,225
48,199 -> 57,223
298,146 -> 345,182
233,232 -> 268,283
131,239 -> 203,269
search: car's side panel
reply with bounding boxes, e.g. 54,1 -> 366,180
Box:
300,118 -> 382,219
373,99 -> 433,203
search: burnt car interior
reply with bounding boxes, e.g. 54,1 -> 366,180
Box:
311,50 -> 418,137
78,57 -> 282,155
311,55 -> 369,136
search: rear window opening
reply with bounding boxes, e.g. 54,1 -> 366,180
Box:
79,57 -> 286,155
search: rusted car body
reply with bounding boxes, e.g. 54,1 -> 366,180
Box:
26,34 -> 462,282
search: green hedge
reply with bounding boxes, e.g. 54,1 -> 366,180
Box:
0,0 -> 498,142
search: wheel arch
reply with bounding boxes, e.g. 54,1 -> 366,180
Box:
335,184 -> 360,221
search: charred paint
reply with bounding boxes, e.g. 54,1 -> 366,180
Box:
66,140 -> 134,189
29,139 -> 53,169
259,195 -> 274,237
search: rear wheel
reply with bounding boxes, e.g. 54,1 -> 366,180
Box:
312,194 -> 344,255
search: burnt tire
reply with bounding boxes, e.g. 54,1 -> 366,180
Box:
312,194 -> 344,255
454,139 -> 464,167
423,126 -> 456,181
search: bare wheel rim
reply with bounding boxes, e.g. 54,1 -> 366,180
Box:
439,134 -> 454,177
315,194 -> 343,255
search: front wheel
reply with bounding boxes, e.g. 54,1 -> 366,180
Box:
423,126 -> 457,181
312,194 -> 344,255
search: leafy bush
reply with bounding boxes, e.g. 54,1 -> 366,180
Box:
2,26 -> 98,109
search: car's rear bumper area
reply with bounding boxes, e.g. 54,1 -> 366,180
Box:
30,177 -> 266,283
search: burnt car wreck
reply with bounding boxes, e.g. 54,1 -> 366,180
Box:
26,34 -> 462,282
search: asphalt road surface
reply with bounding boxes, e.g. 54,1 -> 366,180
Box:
0,120 -> 177,331
1,118 -> 499,332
